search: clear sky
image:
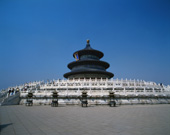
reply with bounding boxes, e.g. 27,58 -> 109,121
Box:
0,0 -> 170,90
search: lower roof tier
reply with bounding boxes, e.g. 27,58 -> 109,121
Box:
64,70 -> 114,79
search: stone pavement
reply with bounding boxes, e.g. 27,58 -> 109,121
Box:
0,104 -> 170,135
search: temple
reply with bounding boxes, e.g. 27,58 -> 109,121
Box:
64,40 -> 114,79
1,40 -> 170,106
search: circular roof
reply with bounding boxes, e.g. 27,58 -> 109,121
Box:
68,60 -> 110,69
73,43 -> 104,59
64,70 -> 114,79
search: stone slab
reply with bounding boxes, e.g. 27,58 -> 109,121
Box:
0,104 -> 170,135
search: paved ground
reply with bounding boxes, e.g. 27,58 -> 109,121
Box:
0,104 -> 170,135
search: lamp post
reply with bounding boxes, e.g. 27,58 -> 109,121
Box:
26,91 -> 33,106
81,91 -> 88,107
109,91 -> 116,107
51,91 -> 58,107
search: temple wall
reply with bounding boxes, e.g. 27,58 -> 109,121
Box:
20,98 -> 170,106
20,91 -> 170,105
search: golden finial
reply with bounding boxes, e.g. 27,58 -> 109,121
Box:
87,39 -> 90,44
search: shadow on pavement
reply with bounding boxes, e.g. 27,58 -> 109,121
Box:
0,123 -> 13,131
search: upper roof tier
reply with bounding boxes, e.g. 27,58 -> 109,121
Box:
73,40 -> 104,59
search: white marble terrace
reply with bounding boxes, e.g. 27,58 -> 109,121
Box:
18,78 -> 170,97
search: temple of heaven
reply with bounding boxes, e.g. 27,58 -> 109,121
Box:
1,39 -> 170,106
64,40 -> 114,79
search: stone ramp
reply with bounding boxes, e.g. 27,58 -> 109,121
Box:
1,93 -> 20,106
0,92 -> 8,105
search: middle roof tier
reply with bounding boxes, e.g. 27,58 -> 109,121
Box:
68,59 -> 110,70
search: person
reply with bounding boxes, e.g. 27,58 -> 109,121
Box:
16,88 -> 19,93
8,89 -> 11,96
11,88 -> 14,95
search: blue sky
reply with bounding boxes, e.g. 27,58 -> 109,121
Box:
0,0 -> 170,89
